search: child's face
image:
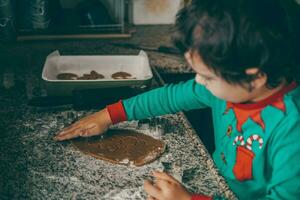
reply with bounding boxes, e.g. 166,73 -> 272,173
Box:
185,51 -> 255,103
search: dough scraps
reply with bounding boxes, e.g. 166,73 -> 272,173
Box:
111,71 -> 135,79
56,71 -> 104,80
71,129 -> 166,166
78,70 -> 105,80
56,73 -> 78,80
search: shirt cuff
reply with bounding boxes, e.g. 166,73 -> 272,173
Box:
106,100 -> 128,124
191,194 -> 213,200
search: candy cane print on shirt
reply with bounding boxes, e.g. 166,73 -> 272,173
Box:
246,134 -> 264,151
223,83 -> 297,181
233,135 -> 245,146
232,134 -> 264,181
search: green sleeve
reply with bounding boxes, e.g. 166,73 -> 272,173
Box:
263,115 -> 300,199
123,79 -> 215,120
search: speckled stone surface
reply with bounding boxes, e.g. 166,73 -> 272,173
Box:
0,26 -> 236,200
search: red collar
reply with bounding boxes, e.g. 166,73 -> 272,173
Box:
228,81 -> 297,110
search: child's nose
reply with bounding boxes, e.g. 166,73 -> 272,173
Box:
184,51 -> 193,66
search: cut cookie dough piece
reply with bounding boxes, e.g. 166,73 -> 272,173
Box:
71,129 -> 165,166
111,71 -> 135,79
56,73 -> 78,80
78,70 -> 105,80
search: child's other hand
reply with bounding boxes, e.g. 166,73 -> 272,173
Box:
54,108 -> 112,141
144,171 -> 191,200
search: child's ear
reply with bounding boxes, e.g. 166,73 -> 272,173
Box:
245,68 -> 267,90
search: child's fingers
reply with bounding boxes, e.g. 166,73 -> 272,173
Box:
56,116 -> 89,135
56,124 -> 79,137
152,171 -> 178,183
144,180 -> 161,199
54,126 -> 82,141
54,128 -> 75,140
155,178 -> 171,189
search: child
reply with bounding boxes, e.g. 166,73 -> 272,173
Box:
55,0 -> 300,199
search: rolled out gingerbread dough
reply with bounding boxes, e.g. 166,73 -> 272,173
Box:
71,129 -> 165,166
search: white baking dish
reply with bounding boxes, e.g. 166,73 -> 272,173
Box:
42,50 -> 153,96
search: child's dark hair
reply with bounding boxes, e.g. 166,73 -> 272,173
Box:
173,0 -> 300,88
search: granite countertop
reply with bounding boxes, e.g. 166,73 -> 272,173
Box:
0,26 -> 235,199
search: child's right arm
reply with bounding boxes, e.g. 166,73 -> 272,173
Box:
122,78 -> 214,121
54,78 -> 214,141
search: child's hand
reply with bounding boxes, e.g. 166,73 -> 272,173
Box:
54,108 -> 112,141
144,171 -> 191,200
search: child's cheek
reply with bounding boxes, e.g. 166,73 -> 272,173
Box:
209,84 -> 235,102
214,90 -> 228,100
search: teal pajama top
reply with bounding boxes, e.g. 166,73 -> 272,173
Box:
122,79 -> 300,200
